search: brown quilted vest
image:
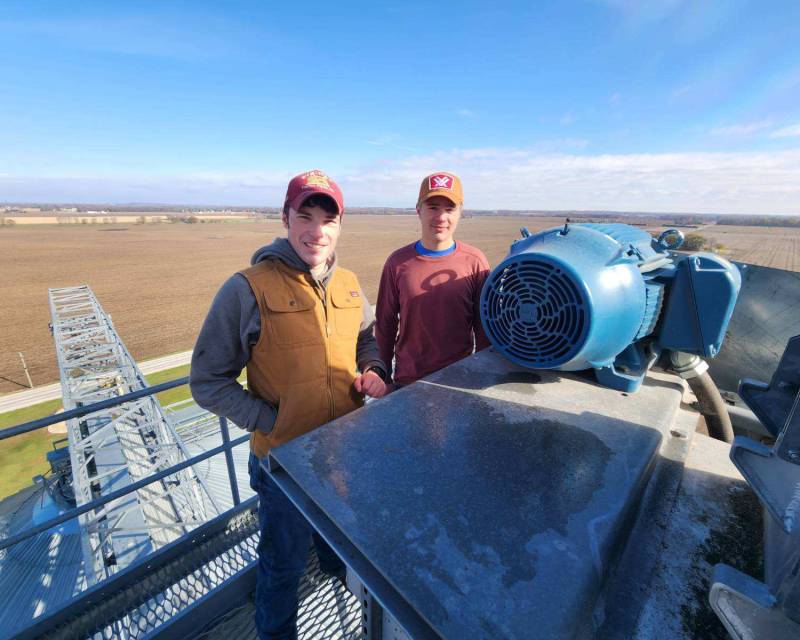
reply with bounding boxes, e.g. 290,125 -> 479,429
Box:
240,258 -> 364,458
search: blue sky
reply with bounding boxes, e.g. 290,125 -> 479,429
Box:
1,0 -> 799,213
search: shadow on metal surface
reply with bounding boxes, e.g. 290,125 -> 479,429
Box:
708,262 -> 800,392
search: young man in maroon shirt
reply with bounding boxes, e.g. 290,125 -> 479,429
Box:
375,171 -> 491,387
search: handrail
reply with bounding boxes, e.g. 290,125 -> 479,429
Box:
0,376 -> 189,441
0,375 -> 246,552
219,416 -> 242,506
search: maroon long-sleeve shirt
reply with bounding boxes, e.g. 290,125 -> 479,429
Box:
375,241 -> 491,386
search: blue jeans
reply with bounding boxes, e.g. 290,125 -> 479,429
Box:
248,453 -> 344,640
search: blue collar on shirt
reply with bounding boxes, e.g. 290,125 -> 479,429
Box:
414,240 -> 456,257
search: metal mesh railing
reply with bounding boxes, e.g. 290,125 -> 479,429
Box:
196,550 -> 364,640
17,501 -> 364,640
34,506 -> 258,639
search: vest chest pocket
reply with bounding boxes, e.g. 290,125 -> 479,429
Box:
330,288 -> 363,337
261,286 -> 321,347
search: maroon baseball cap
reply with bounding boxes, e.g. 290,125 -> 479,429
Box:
284,169 -> 344,215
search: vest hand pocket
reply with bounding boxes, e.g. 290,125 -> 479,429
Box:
270,387 -> 330,446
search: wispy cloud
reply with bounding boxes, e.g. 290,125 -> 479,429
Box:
366,135 -> 396,146
711,119 -> 773,136
771,124 -> 800,138
774,66 -> 800,92
3,147 -> 799,214
596,0 -> 687,25
530,138 -> 590,152
598,0 -> 731,44
340,147 -> 800,214
455,108 -> 478,119
364,134 -> 418,153
609,92 -> 622,105
670,83 -> 693,101
560,111 -> 576,125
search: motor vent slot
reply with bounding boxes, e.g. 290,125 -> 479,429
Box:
482,259 -> 588,368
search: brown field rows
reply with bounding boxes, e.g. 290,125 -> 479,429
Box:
0,216 -> 565,393
2,218 -> 798,395
692,224 -> 800,272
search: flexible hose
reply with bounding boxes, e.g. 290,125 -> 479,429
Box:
687,371 -> 734,443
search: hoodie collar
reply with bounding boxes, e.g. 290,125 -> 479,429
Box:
250,237 -> 337,285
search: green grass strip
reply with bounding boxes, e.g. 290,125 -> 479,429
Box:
0,363 -> 196,500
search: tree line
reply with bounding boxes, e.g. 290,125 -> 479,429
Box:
716,216 -> 800,228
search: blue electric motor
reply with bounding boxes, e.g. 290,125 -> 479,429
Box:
480,223 -> 741,392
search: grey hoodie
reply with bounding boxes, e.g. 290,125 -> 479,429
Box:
189,238 -> 385,433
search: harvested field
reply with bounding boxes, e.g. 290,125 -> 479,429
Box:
0,215 -> 565,394
2,217 -> 797,395
692,224 -> 800,272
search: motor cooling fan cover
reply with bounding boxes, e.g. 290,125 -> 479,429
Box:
480,225 -> 649,372
481,255 -> 589,368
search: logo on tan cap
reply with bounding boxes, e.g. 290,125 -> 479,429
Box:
429,174 -> 454,190
418,171 -> 463,206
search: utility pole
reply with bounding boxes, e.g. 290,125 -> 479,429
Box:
18,352 -> 33,389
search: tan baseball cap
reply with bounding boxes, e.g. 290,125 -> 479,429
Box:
417,172 -> 463,206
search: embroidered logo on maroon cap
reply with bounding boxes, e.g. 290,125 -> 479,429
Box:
429,174 -> 454,190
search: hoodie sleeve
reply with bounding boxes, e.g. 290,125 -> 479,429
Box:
375,256 -> 400,381
189,274 -> 277,433
356,287 -> 387,377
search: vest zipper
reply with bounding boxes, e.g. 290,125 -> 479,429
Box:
316,279 -> 335,421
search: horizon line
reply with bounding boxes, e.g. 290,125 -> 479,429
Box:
2,202 -> 799,218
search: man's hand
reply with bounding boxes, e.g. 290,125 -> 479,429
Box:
354,370 -> 388,398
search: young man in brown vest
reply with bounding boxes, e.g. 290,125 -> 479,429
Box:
190,169 -> 387,640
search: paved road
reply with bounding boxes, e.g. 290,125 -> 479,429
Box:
0,350 -> 193,414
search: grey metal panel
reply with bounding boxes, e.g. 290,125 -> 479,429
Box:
719,335 -> 800,637
185,434 -> 254,511
269,350 -> 685,640
707,262 -> 800,392
270,468 -> 440,640
710,564 -> 800,640
0,487 -> 88,639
